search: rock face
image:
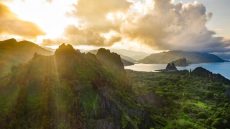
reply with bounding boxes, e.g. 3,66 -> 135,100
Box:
166,63 -> 177,71
192,67 -> 230,84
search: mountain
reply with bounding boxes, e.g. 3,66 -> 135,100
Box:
165,63 -> 178,71
0,38 -> 51,77
214,53 -> 230,60
140,50 -> 226,64
156,62 -> 178,72
89,49 -> 134,66
0,44 -> 229,129
0,44 -> 144,129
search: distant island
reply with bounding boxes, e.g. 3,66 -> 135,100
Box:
139,50 -> 226,65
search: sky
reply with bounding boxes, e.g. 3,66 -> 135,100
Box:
0,0 -> 230,53
175,0 -> 230,39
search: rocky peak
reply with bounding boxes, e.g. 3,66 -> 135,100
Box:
5,38 -> 17,43
96,48 -> 124,70
166,63 -> 177,71
0,38 -> 17,46
55,44 -> 80,56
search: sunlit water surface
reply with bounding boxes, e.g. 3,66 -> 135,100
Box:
125,62 -> 230,79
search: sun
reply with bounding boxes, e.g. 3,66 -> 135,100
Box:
3,0 -> 77,40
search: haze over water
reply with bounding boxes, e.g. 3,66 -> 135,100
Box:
125,62 -> 230,79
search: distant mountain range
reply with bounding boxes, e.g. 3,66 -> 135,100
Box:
0,39 -> 51,77
140,50 -> 226,64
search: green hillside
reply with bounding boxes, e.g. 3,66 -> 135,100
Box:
0,44 -> 229,129
0,39 -> 51,77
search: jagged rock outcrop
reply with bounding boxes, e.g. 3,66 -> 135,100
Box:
55,43 -> 80,56
96,48 -> 124,71
166,63 -> 177,71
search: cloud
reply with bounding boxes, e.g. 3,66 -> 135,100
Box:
42,25 -> 121,46
72,0 -> 131,32
64,25 -> 105,45
0,3 -> 44,38
64,25 -> 122,46
48,0 -> 129,46
55,0 -> 230,52
120,0 -> 230,52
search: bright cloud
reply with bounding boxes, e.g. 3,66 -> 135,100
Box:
120,0 -> 230,52
1,0 -> 230,52
61,0 -> 230,52
0,2 -> 44,38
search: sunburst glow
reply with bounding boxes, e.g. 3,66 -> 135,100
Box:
4,0 -> 77,39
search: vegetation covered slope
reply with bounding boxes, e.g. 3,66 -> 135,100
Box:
127,70 -> 230,129
0,44 -> 229,129
0,39 -> 51,77
0,44 -> 150,129
140,50 -> 226,64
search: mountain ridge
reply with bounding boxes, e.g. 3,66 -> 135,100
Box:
89,49 -> 135,66
0,38 -> 51,77
0,43 -> 229,129
140,50 -> 226,64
